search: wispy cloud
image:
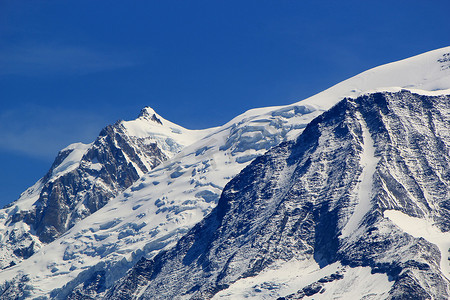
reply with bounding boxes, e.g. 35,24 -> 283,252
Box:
0,105 -> 109,160
0,43 -> 138,76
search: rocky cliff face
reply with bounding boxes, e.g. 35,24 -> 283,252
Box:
106,91 -> 450,299
32,122 -> 167,243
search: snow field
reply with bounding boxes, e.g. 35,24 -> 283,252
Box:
213,259 -> 392,299
384,210 -> 450,281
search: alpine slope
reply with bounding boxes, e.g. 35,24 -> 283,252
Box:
0,47 -> 449,299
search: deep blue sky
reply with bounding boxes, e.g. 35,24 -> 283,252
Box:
1,0 -> 449,207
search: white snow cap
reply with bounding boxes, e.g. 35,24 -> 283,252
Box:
121,105 -> 217,157
299,46 -> 450,109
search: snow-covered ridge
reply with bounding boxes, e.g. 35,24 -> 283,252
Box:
121,106 -> 216,157
298,46 -> 450,109
0,46 -> 450,298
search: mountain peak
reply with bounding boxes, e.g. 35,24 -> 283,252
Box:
138,106 -> 156,116
138,106 -> 163,125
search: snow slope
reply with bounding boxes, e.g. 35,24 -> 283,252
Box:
213,260 -> 392,300
0,46 -> 449,298
384,210 -> 450,280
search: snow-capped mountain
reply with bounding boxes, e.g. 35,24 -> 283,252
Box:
0,46 -> 449,299
0,108 -> 212,269
107,90 -> 450,299
0,92 -> 324,300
